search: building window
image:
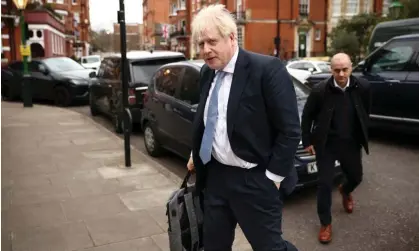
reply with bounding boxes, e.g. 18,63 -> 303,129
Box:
56,0 -> 64,4
74,12 -> 80,24
363,0 -> 371,13
332,0 -> 341,16
315,29 -> 321,41
180,0 -> 186,10
299,0 -> 309,15
172,4 -> 177,15
346,0 -> 359,15
382,0 -> 390,16
72,0 -> 77,4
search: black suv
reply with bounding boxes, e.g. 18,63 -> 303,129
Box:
88,50 -> 186,133
306,34 -> 419,133
141,60 -> 342,189
2,57 -> 92,106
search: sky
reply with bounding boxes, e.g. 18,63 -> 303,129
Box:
89,0 -> 143,32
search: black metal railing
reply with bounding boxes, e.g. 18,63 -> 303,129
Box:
232,11 -> 246,23
170,27 -> 186,37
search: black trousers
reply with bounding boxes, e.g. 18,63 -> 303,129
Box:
203,159 -> 298,251
316,139 -> 363,226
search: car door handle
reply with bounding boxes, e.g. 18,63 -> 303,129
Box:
190,107 -> 197,112
385,79 -> 400,84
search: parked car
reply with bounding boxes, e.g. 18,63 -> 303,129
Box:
80,55 -> 101,73
88,50 -> 187,133
286,60 -> 331,75
141,60 -> 342,189
368,17 -> 419,54
306,34 -> 419,133
1,57 -> 93,106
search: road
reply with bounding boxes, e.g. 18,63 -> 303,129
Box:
70,104 -> 419,251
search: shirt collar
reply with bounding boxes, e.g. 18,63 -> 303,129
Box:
215,47 -> 238,74
333,77 -> 350,91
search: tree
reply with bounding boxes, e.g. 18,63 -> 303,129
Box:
89,29 -> 113,52
329,30 -> 360,63
401,0 -> 419,19
328,13 -> 384,62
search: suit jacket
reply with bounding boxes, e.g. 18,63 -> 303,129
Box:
192,48 -> 301,195
301,75 -> 371,154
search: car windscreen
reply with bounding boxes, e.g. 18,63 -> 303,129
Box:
292,76 -> 310,117
43,57 -> 86,72
130,56 -> 186,85
317,62 -> 331,73
82,57 -> 100,63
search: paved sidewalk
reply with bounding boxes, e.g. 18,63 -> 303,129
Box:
1,102 -> 251,251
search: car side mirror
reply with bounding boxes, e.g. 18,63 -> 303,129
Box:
308,67 -> 315,73
39,65 -> 49,75
89,71 -> 97,78
191,103 -> 198,112
356,60 -> 367,72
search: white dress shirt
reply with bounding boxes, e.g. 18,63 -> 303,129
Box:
201,48 -> 285,183
333,78 -> 350,91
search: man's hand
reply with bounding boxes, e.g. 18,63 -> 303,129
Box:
305,145 -> 316,155
187,156 -> 195,172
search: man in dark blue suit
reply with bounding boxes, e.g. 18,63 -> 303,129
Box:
187,4 -> 301,251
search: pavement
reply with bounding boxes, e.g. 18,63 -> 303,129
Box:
3,101 -> 419,251
1,101 -> 251,251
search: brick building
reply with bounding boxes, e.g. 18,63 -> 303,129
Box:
113,23 -> 143,52
142,0 -> 170,50
169,0 -> 327,60
1,0 -> 90,65
328,0 -> 390,33
168,0 -> 191,58
46,0 -> 91,58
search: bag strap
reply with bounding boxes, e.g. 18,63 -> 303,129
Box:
184,191 -> 200,251
180,171 -> 192,191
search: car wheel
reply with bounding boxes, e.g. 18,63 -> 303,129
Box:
89,93 -> 99,116
54,86 -> 71,107
143,123 -> 163,157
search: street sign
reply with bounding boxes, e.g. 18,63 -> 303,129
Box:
19,45 -> 31,57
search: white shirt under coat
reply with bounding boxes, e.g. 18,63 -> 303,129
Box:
201,48 -> 285,183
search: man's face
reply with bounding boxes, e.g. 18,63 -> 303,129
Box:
331,58 -> 352,86
197,27 -> 235,70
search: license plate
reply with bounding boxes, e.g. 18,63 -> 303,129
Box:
307,162 -> 318,174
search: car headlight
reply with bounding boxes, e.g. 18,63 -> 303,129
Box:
70,79 -> 87,85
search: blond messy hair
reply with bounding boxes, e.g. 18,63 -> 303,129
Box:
191,4 -> 238,46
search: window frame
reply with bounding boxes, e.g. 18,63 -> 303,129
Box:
154,66 -> 184,98
367,39 -> 417,73
175,65 -> 200,106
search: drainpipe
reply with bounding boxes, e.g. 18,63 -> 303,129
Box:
275,0 -> 280,58
324,0 -> 328,55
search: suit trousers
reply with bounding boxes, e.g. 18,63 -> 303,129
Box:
203,159 -> 298,251
316,139 -> 363,226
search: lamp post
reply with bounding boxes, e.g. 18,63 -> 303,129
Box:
389,0 -> 404,19
117,0 -> 132,167
13,0 -> 32,107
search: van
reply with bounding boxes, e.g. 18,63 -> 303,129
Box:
88,50 -> 187,133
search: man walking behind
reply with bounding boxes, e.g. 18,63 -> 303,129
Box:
187,4 -> 301,251
301,53 -> 371,244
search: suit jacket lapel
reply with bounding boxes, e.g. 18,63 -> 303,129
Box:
227,48 -> 250,138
